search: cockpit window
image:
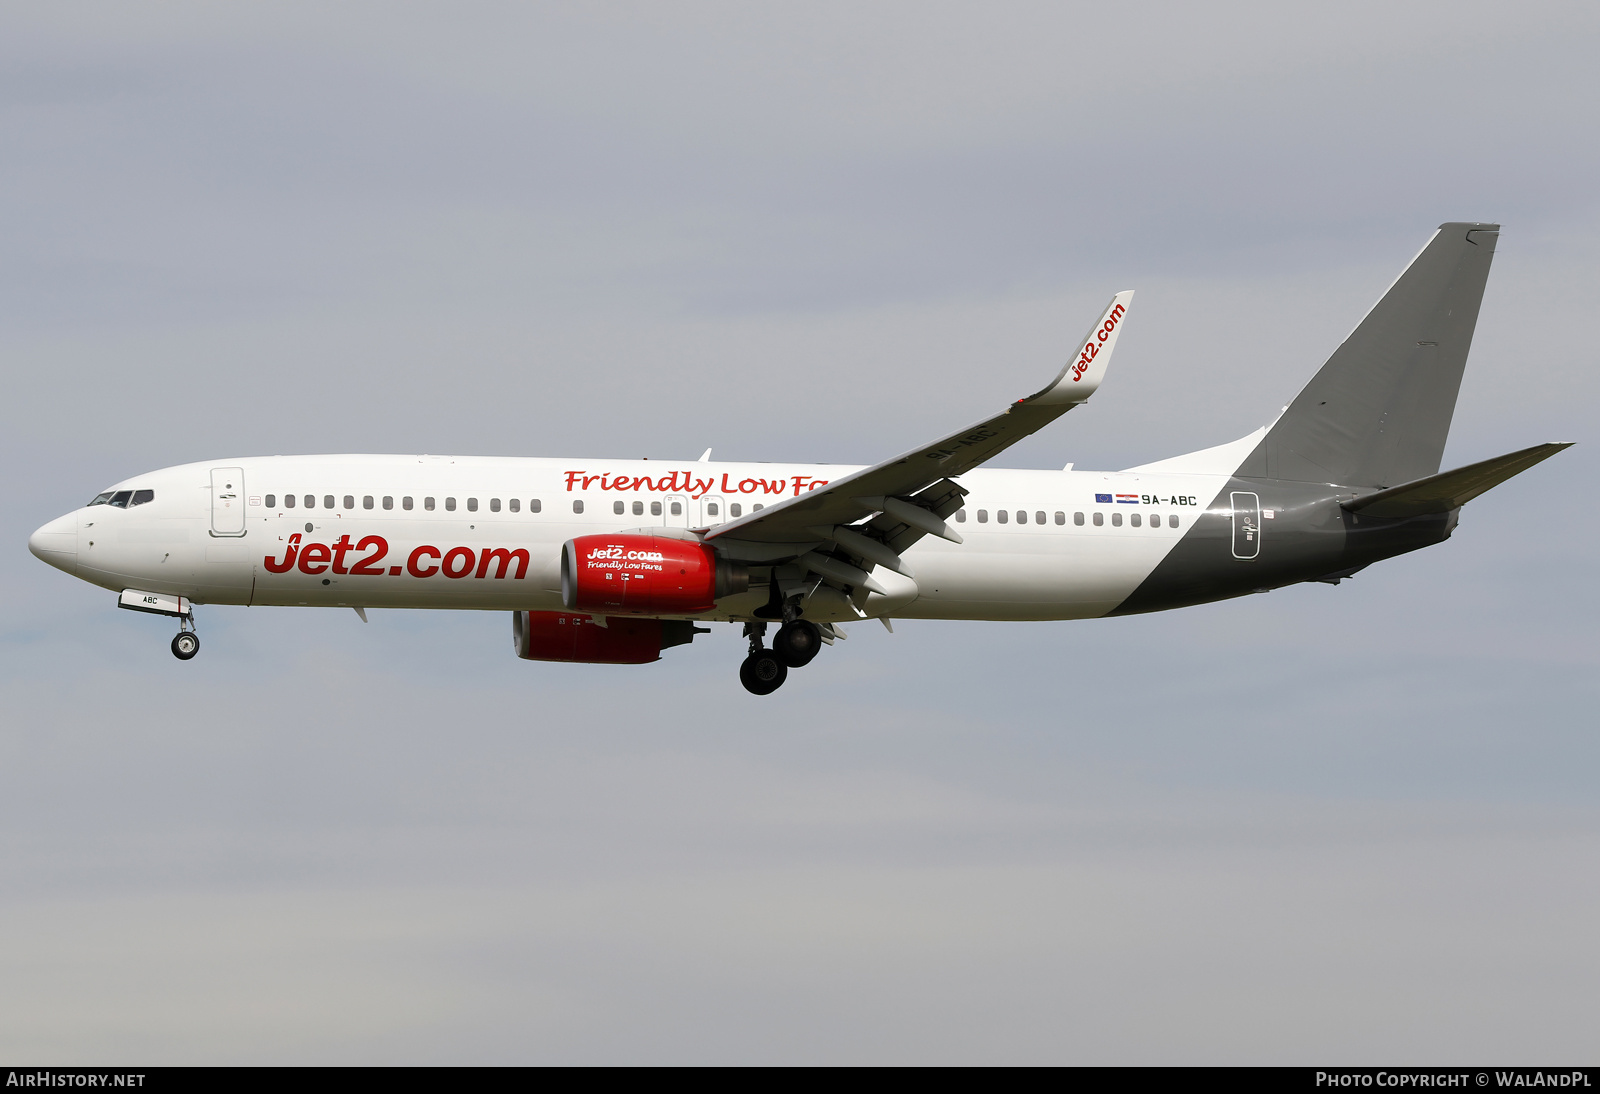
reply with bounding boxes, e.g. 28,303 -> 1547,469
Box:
130,489 -> 154,507
109,491 -> 133,508
88,491 -> 114,507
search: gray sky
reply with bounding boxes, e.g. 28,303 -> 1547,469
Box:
2,1 -> 1597,1063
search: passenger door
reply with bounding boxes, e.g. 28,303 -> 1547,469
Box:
211,467 -> 247,537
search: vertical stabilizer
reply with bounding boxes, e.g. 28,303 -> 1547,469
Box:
1236,222 -> 1498,488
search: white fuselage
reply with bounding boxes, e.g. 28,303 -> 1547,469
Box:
36,454 -> 1234,622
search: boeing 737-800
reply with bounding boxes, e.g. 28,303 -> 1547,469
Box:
28,223 -> 1569,693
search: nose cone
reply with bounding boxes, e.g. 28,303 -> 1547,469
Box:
29,513 -> 78,575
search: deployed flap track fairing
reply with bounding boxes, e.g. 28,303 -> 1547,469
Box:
27,226 -> 1570,694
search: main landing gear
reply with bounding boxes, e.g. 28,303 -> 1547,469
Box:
773,618 -> 822,667
740,622 -> 786,695
738,616 -> 825,695
171,615 -> 199,660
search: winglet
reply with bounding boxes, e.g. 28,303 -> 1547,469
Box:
1023,290 -> 1134,406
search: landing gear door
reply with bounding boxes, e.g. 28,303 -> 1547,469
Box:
663,494 -> 689,528
211,467 -> 247,537
1231,491 -> 1261,559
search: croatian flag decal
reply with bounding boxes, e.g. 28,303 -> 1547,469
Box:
1095,493 -> 1112,503
1115,494 -> 1139,503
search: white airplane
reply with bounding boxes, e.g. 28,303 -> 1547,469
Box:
29,223 -> 1569,694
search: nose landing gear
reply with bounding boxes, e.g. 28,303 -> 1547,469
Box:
170,614 -> 199,661
117,590 -> 200,661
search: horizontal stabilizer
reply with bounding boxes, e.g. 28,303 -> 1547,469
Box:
1342,442 -> 1572,518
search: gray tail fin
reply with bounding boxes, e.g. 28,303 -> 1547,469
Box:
1238,222 -> 1500,488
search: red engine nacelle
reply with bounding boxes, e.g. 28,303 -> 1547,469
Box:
513,610 -> 668,664
561,533 -> 745,615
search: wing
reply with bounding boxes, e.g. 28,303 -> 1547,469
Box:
704,291 -> 1134,590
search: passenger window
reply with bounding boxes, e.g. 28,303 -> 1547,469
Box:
632,501 -> 643,516
753,503 -> 764,511
324,496 -> 335,509
707,502 -> 719,517
613,500 -> 625,515
1056,512 -> 1066,525
573,500 -> 584,514
1131,513 -> 1141,527
1036,511 -> 1046,525
403,496 -> 413,510
1112,512 -> 1122,527
342,495 -> 353,510
284,494 -> 296,508
264,494 -> 276,508
1169,514 -> 1179,528
530,499 -> 542,513
977,509 -> 988,523
729,503 -> 741,517
425,497 -> 435,511
467,498 -> 478,512
1016,510 -> 1027,524
509,499 -> 520,513
955,509 -> 966,522
363,496 -> 374,510
383,496 -> 393,510
1149,513 -> 1160,529
670,501 -> 682,516
489,498 -> 500,512
997,510 -> 1008,524
88,491 -> 114,506
651,501 -> 663,516
1074,512 -> 1084,526
304,495 -> 315,509
1093,512 -> 1103,527
445,498 -> 456,512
